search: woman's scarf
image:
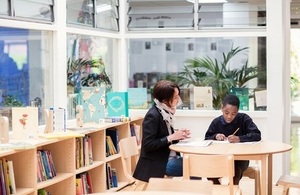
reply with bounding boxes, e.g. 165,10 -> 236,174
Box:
154,98 -> 175,129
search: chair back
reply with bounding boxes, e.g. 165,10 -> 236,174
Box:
146,178 -> 213,195
118,136 -> 140,183
183,154 -> 235,195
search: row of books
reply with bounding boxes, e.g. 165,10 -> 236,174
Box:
76,172 -> 93,195
106,163 -> 118,190
130,123 -> 141,145
106,128 -> 119,157
37,150 -> 56,182
75,135 -> 93,169
0,158 -> 16,195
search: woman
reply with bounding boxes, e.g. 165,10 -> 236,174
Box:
133,80 -> 191,182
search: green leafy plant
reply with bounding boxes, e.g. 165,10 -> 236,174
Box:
2,95 -> 24,107
168,46 -> 259,109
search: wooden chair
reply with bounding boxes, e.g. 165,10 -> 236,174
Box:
146,177 -> 213,195
276,175 -> 300,195
183,154 -> 241,195
118,136 -> 147,191
243,163 -> 261,195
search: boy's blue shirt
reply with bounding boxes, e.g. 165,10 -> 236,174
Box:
205,113 -> 261,142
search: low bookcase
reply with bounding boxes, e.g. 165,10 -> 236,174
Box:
0,116 -> 143,195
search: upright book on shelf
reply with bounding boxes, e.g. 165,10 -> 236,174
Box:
11,107 -> 38,139
106,91 -> 129,117
229,87 -> 249,111
127,88 -> 148,109
193,86 -> 213,110
80,87 -> 106,123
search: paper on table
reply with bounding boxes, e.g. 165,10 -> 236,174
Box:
176,140 -> 213,147
213,140 -> 262,144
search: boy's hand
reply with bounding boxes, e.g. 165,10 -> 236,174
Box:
216,133 -> 226,141
227,135 -> 240,143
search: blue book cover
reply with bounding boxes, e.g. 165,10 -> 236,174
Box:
106,91 -> 129,117
128,88 -> 148,109
80,87 -> 106,123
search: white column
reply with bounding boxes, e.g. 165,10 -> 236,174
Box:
53,0 -> 67,108
266,0 -> 291,182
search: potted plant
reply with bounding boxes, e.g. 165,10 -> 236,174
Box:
167,46 -> 260,109
67,57 -> 112,94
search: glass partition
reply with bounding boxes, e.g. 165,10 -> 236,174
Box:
67,0 -> 119,31
128,36 -> 266,110
66,34 -> 117,119
0,0 -> 9,16
127,0 -> 266,31
0,27 -> 53,128
14,0 -> 54,22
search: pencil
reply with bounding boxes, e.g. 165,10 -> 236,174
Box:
232,128 -> 240,136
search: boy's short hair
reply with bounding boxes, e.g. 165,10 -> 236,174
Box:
222,94 -> 240,109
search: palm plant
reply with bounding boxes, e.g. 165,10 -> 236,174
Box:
170,46 -> 259,109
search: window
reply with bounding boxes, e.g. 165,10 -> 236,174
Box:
67,0 -> 119,31
0,0 -> 54,22
128,37 -> 266,110
66,33 -> 117,119
127,0 -> 266,31
0,26 -> 53,127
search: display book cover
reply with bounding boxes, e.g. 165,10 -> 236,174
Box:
193,86 -> 213,110
127,88 -> 148,109
106,91 -> 129,117
229,87 -> 249,111
79,87 -> 106,123
11,107 -> 38,139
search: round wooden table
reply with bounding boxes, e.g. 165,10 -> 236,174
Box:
93,191 -> 204,195
170,140 -> 292,195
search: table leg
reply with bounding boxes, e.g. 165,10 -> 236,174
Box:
261,155 -> 268,195
268,154 -> 273,195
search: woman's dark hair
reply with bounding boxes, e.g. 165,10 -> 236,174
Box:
153,80 -> 180,106
222,94 -> 240,109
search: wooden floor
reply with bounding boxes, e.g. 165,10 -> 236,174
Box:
121,177 -> 300,195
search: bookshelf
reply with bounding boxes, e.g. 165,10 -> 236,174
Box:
0,116 -> 143,195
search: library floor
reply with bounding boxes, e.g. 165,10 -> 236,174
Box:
121,177 -> 300,195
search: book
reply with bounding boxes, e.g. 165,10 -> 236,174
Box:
75,177 -> 83,195
106,128 -> 119,153
53,107 -> 66,131
7,161 -> 16,194
111,168 -> 118,187
101,116 -> 131,123
193,86 -> 213,110
229,87 -> 249,111
80,87 -> 106,123
11,107 -> 38,139
127,88 -> 148,109
106,91 -> 129,117
130,123 -> 141,145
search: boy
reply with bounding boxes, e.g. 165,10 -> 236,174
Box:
205,94 -> 261,185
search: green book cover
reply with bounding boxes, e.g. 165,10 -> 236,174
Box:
128,88 -> 147,109
229,87 -> 249,111
106,91 -> 129,117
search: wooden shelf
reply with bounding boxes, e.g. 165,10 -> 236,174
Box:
0,116 -> 144,194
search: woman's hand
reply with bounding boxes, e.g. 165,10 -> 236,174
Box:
169,129 -> 191,141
